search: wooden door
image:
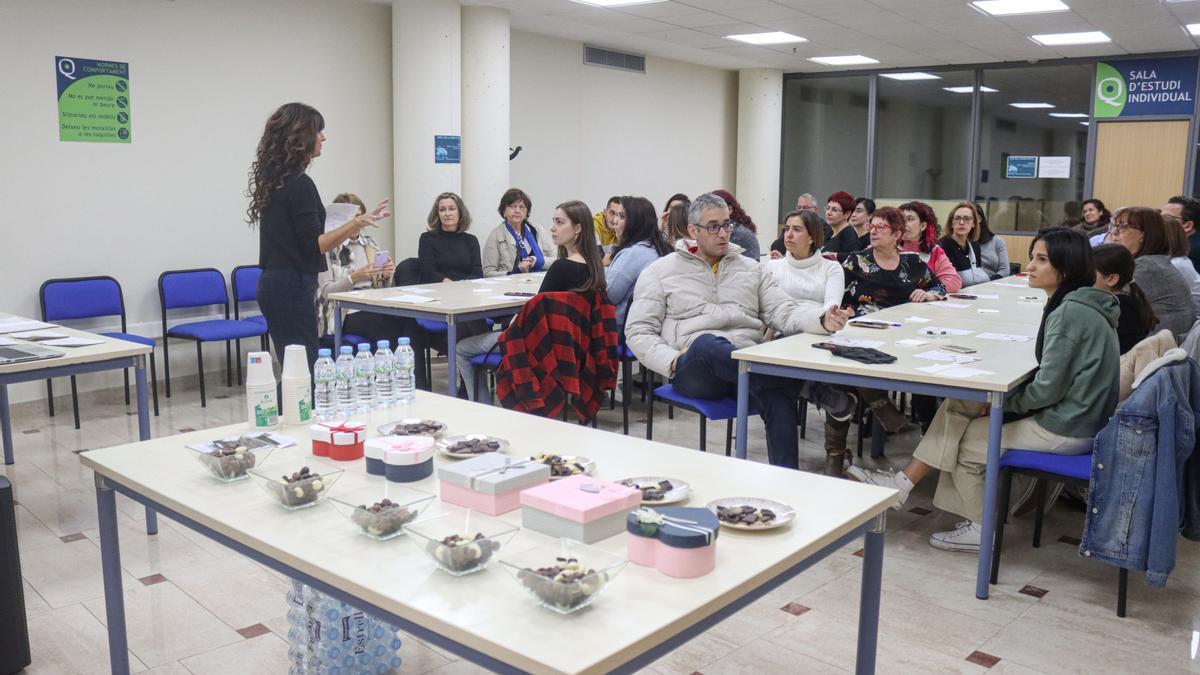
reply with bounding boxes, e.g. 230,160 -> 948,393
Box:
1093,120 -> 1190,208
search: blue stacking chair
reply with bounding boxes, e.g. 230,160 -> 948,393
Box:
39,276 -> 159,427
230,265 -> 271,374
990,449 -> 1129,617
158,268 -> 268,407
646,384 -> 782,456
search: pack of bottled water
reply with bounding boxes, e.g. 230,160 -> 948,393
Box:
286,579 -> 402,675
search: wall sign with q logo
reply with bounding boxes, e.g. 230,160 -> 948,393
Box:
1093,56 -> 1198,119
55,55 -> 131,144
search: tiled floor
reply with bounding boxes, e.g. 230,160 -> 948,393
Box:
4,364 -> 1200,674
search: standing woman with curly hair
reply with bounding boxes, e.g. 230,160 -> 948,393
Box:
247,102 -> 390,368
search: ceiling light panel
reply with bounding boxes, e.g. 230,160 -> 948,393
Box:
725,31 -> 807,45
808,55 -> 880,66
1010,102 -> 1056,108
569,0 -> 667,7
881,72 -> 942,81
944,86 -> 1000,93
970,0 -> 1069,16
1030,31 -> 1111,46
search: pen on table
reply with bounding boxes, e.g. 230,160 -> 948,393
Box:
850,319 -> 902,328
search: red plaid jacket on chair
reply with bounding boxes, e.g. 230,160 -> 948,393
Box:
495,291 -> 618,423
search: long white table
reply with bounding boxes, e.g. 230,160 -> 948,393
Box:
329,273 -> 545,396
733,278 -> 1045,601
1,314 -> 157,533
82,391 -> 896,674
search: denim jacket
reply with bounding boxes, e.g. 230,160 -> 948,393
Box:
1080,358 -> 1200,587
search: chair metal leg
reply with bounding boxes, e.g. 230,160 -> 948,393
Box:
645,390 -> 654,440
46,379 -> 55,417
163,338 -> 172,398
235,340 -> 243,386
698,415 -> 707,452
70,375 -> 81,430
621,360 -> 632,436
1117,568 -> 1128,617
149,352 -> 160,417
856,398 -> 867,458
1032,479 -> 1046,548
991,468 -> 1015,584
225,340 -> 233,387
725,419 -> 733,457
196,342 -> 207,408
799,398 -> 808,439
122,369 -> 131,406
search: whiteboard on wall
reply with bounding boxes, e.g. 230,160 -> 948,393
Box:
1038,156 -> 1071,179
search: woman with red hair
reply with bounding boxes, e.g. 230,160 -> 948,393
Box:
823,191 -> 861,256
899,201 -> 962,293
712,189 -> 760,260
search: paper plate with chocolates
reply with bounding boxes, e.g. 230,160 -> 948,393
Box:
377,418 -> 447,438
437,434 -> 509,459
527,453 -> 594,480
617,477 -> 690,505
706,497 -> 795,531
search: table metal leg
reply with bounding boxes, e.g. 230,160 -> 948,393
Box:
856,513 -> 885,675
135,356 -> 157,535
333,301 -> 343,352
870,415 -> 885,459
96,477 -> 131,675
446,317 -> 458,397
735,361 -> 749,460
0,384 -> 12,465
975,391 -> 1005,600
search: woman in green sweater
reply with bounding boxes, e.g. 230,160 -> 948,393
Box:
849,228 -> 1120,552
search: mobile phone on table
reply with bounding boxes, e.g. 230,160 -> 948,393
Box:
504,291 -> 535,297
849,320 -> 889,329
948,293 -> 977,300
942,344 -> 977,354
373,251 -> 389,268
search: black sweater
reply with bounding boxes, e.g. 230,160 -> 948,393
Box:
539,259 -> 592,293
417,230 -> 483,283
259,174 -> 326,273
1115,291 -> 1151,354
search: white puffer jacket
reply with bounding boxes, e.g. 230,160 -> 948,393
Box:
626,239 -> 829,377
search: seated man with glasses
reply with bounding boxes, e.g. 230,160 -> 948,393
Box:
626,192 -> 855,470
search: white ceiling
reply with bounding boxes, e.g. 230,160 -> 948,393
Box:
460,0 -> 1200,72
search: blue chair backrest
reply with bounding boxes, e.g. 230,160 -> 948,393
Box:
232,266 -> 261,303
41,276 -> 124,322
159,269 -> 228,310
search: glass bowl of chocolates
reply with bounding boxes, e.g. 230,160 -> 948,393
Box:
248,459 -> 344,511
499,539 -> 627,615
402,510 -> 519,576
329,485 -> 435,541
377,419 -> 447,439
189,440 -> 275,483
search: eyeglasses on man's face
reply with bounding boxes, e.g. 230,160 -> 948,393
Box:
696,221 -> 734,234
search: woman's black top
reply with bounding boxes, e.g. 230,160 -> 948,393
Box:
539,259 -> 591,293
823,226 -> 862,256
938,236 -> 983,272
417,230 -> 483,283
259,174 -> 326,273
1115,291 -> 1150,354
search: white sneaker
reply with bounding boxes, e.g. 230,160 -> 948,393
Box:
929,520 -> 981,552
845,466 -> 911,511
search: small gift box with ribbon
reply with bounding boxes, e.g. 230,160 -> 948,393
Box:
309,421 -> 367,461
626,506 -> 719,578
375,435 -> 436,483
437,453 -> 551,515
520,476 -> 642,544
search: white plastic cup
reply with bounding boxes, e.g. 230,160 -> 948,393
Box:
245,351 -> 279,430
281,345 -> 313,426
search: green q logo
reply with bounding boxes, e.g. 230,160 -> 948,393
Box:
1094,62 -> 1126,118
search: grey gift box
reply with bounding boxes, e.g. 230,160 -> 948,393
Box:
520,507 -> 630,544
437,454 -> 550,495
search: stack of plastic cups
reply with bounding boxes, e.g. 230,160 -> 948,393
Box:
245,352 -> 279,431
281,345 -> 313,427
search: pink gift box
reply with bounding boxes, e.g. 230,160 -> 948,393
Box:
520,476 -> 642,543
626,507 -> 719,578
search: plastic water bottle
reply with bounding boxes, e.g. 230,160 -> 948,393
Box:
334,346 -> 356,417
354,343 -> 375,412
395,337 -> 416,404
313,349 -> 335,421
373,340 -> 394,408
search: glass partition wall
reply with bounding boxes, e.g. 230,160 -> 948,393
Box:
781,62 -> 1099,232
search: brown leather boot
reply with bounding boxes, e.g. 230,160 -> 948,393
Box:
870,397 -> 914,433
824,448 -> 851,477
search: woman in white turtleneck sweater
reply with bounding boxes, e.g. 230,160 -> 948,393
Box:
766,209 -> 844,310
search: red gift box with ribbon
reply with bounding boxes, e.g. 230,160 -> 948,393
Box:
309,420 -> 367,461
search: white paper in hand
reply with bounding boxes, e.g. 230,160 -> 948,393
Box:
324,202 -> 361,233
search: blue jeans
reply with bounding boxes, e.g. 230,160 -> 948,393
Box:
672,334 -> 803,469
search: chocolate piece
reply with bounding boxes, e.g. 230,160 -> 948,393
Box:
204,445 -> 256,479
276,467 -> 325,507
716,504 -> 777,527
531,454 -> 587,477
517,557 -> 608,611
390,420 -> 445,436
350,499 -> 415,538
447,437 -> 502,455
426,532 -> 499,573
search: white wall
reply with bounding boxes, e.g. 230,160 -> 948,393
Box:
0,0 -> 393,403
508,30 -> 737,225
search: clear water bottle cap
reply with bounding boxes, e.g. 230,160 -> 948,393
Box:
357,343 -> 371,351
377,339 -> 390,349
339,345 -> 353,354
397,337 -> 411,345
318,348 -> 331,357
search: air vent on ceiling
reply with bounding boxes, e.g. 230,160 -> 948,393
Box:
583,45 -> 646,74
